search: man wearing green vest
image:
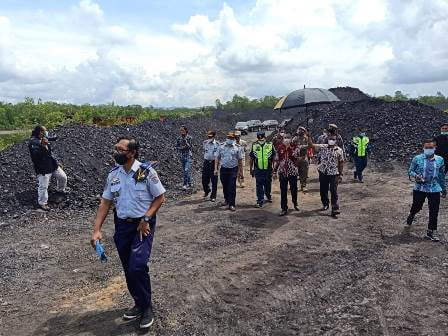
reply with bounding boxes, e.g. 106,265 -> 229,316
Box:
351,128 -> 370,183
250,131 -> 275,208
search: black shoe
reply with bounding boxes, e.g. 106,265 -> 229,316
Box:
425,230 -> 441,242
255,203 -> 263,208
320,205 -> 329,211
139,306 -> 155,329
279,210 -> 287,216
203,191 -> 210,198
332,209 -> 341,215
210,198 -> 216,203
406,215 -> 414,226
38,204 -> 51,211
123,305 -> 142,320
229,206 -> 236,212
219,201 -> 229,207
265,198 -> 273,203
294,205 -> 300,211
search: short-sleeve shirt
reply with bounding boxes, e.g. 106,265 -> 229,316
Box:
102,160 -> 166,219
275,144 -> 301,176
315,145 -> 344,175
217,143 -> 243,168
203,139 -> 219,161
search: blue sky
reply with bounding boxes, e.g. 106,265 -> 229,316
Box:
0,0 -> 447,106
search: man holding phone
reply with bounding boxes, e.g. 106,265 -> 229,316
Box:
407,139 -> 446,241
28,125 -> 67,211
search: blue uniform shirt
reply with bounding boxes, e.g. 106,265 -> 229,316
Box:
102,160 -> 166,219
217,143 -> 243,168
409,154 -> 446,193
203,139 -> 219,160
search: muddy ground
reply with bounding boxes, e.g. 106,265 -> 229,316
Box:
2,135 -> 448,335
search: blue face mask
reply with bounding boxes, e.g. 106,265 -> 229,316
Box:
360,132 -> 366,137
441,132 -> 448,136
226,139 -> 234,145
44,131 -> 49,138
424,148 -> 435,157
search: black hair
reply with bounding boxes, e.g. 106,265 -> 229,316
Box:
180,125 -> 188,133
117,136 -> 140,159
31,125 -> 45,137
441,123 -> 448,127
208,131 -> 216,137
328,128 -> 337,135
423,138 -> 435,145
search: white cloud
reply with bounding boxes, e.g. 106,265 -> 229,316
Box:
0,0 -> 447,106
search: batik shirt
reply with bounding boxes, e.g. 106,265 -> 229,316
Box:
315,145 -> 344,176
409,154 -> 446,193
275,144 -> 301,176
176,135 -> 193,160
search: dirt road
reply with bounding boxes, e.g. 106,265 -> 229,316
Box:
2,146 -> 448,335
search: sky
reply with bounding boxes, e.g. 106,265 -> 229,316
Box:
0,0 -> 447,107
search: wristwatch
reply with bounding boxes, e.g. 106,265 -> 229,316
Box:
143,215 -> 153,223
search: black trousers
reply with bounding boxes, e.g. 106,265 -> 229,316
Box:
319,172 -> 339,210
220,167 -> 238,206
410,190 -> 440,230
254,169 -> 272,204
279,174 -> 298,210
202,160 -> 218,198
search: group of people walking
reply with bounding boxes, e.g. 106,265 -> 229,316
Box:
25,121 -> 448,331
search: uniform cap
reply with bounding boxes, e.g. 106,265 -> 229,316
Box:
328,123 -> 338,129
256,131 -> 265,137
298,126 -> 306,132
226,131 -> 235,139
207,130 -> 216,137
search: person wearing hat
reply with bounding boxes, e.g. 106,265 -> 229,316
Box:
317,124 -> 346,158
249,131 -> 275,208
292,126 -> 310,192
202,131 -> 220,202
434,123 -> 448,174
234,131 -> 248,188
215,132 -> 244,211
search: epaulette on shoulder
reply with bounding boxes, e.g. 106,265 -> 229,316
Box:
140,161 -> 153,171
109,165 -> 120,173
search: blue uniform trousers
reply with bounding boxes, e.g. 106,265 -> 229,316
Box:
254,169 -> 272,204
353,156 -> 367,181
220,167 -> 238,206
114,214 -> 156,310
202,159 -> 218,199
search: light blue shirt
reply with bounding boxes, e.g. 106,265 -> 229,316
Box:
203,139 -> 219,160
217,143 -> 243,168
409,154 -> 446,193
102,160 -> 166,219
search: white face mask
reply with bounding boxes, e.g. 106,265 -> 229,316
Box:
284,139 -> 291,146
328,140 -> 336,146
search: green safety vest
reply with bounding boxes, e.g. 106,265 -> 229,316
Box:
252,142 -> 273,170
353,136 -> 369,157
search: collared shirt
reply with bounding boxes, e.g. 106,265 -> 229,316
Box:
176,135 -> 193,160
315,145 -> 344,176
274,144 -> 301,176
317,133 -> 346,158
102,160 -> 166,219
217,143 -> 243,168
409,154 -> 446,193
203,139 -> 219,161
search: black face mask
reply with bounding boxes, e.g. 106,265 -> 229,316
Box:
114,152 -> 129,165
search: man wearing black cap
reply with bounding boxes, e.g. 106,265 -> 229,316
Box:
202,131 -> 219,202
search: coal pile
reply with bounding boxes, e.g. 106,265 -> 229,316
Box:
286,97 -> 448,162
0,117 -> 234,218
329,87 -> 371,102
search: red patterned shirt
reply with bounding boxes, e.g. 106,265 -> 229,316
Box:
275,144 -> 301,176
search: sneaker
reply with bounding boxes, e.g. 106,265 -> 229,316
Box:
229,206 -> 236,212
123,305 -> 142,320
38,204 -> 50,211
210,198 -> 216,203
425,230 -> 441,242
139,306 -> 155,329
279,209 -> 288,216
406,215 -> 414,226
255,203 -> 263,208
182,185 -> 188,191
320,205 -> 329,211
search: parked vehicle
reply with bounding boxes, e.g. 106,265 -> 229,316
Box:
279,119 -> 292,129
246,120 -> 263,132
235,121 -> 249,135
262,120 -> 279,130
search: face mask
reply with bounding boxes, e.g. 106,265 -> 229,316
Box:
284,139 -> 291,147
226,139 -> 234,145
424,148 -> 435,157
279,133 -> 285,137
113,152 -> 129,165
257,138 -> 265,142
328,140 -> 336,146
44,131 -> 49,138
441,132 -> 448,136
360,132 -> 366,137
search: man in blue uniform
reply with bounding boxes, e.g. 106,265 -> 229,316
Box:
91,136 -> 166,330
202,131 -> 219,202
215,132 -> 244,211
